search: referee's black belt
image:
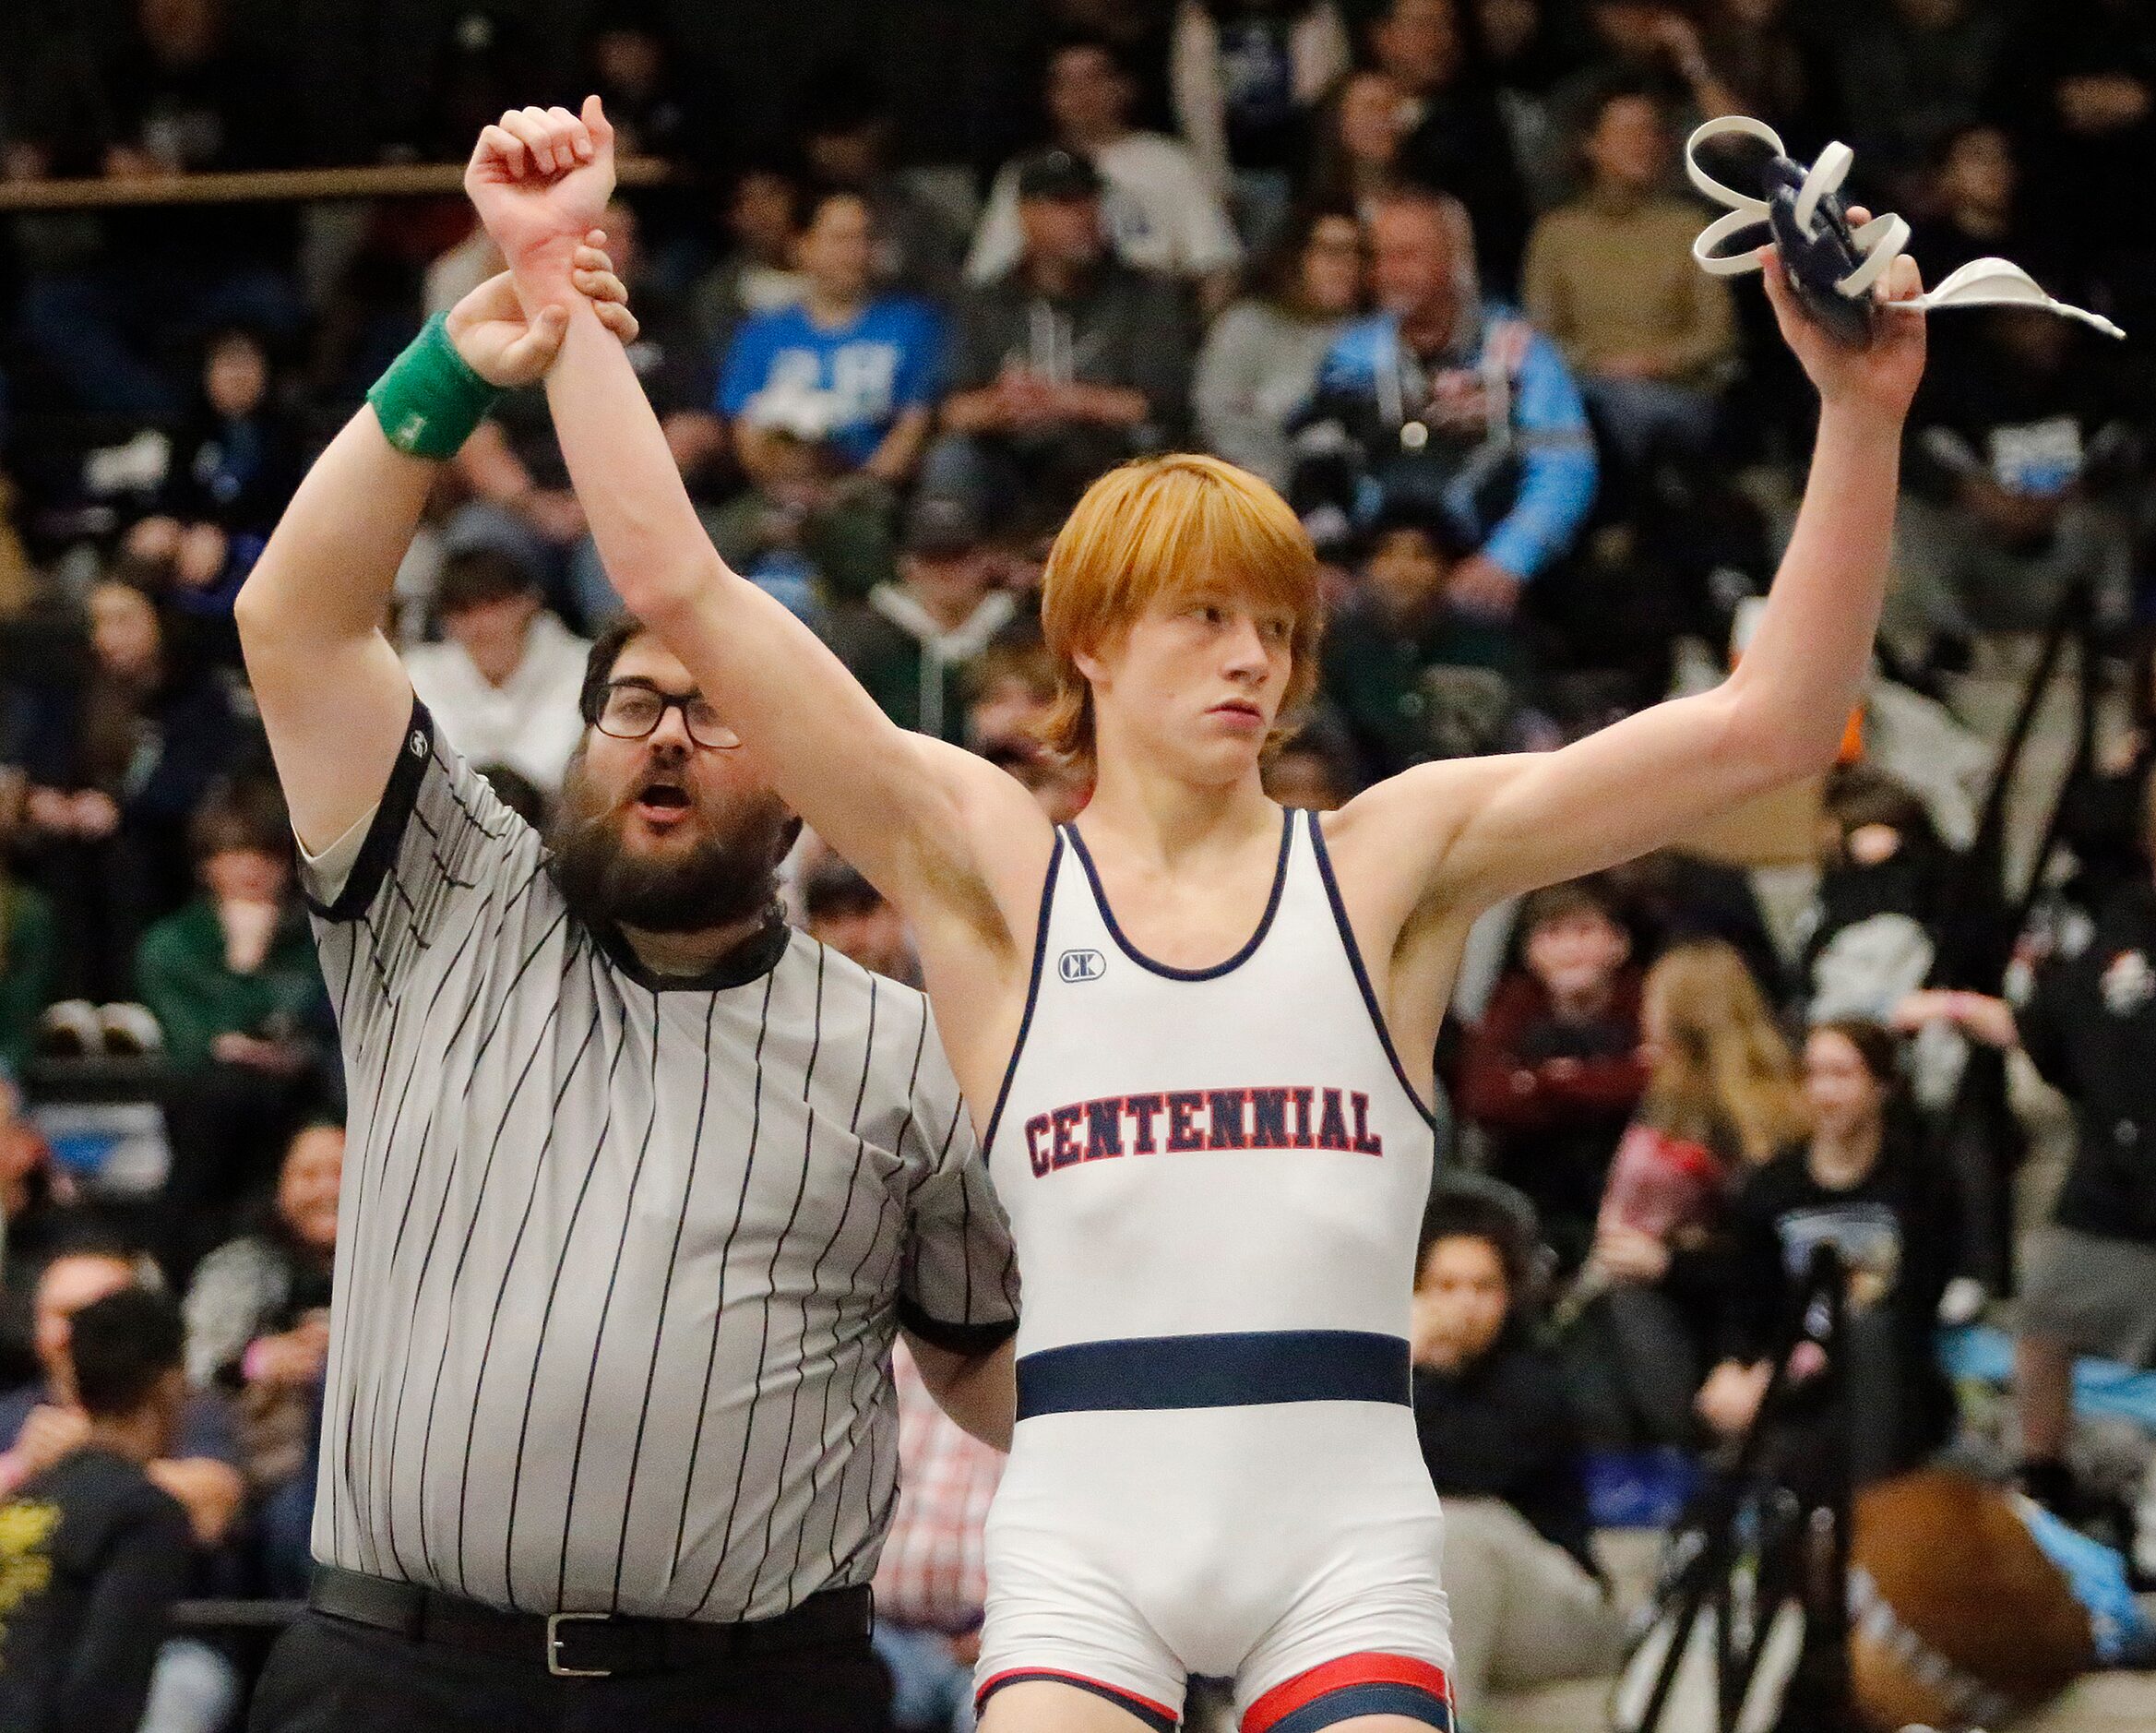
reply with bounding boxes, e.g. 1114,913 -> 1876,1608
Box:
308,1564 -> 872,1679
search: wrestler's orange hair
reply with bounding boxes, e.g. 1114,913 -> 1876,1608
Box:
1037,454 -> 1322,774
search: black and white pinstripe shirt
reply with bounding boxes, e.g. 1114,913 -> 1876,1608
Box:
299,701 -> 1017,1621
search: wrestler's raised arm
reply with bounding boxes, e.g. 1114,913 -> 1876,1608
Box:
1327,242 -> 1926,1016
234,261 -> 636,853
473,102 -> 1053,1006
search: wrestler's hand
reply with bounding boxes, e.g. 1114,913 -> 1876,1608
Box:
1762,217 -> 1926,423
465,95 -> 616,290
445,242 -> 638,389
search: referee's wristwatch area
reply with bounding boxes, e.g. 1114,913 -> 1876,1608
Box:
306,1564 -> 874,1679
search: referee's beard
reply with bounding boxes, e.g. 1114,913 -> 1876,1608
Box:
548,740 -> 795,936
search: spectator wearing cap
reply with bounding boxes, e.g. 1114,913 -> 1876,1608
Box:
1522,86 -> 1736,476
968,36 -> 1244,314
803,855 -> 920,987
0,1285 -> 196,1733
930,149 -> 1195,533
405,548 -> 593,796
800,78 -> 970,301
720,189 -> 944,494
826,498 -> 1021,745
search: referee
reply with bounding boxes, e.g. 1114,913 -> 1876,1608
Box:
233,257 -> 1018,1730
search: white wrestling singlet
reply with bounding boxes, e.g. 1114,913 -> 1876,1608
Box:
977,807 -> 1455,1733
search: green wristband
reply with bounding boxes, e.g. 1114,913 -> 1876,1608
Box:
366,312 -> 502,460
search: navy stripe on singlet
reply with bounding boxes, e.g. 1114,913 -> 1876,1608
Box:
1015,1330 -> 1410,1419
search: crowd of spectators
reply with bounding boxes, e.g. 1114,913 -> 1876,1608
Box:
4,0 -> 2156,1727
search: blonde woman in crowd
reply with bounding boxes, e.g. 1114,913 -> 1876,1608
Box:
1564,939 -> 1806,1449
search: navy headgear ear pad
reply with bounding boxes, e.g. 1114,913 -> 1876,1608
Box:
1759,153 -> 1873,347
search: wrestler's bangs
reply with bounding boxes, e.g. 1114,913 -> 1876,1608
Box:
1044,458 -> 1316,654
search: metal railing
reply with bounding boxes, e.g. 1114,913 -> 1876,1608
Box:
0,157 -> 676,212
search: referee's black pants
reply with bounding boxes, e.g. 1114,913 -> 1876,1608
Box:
247,1608 -> 893,1733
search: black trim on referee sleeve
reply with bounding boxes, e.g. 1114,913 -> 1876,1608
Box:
896,1298 -> 1018,1357
305,695 -> 438,923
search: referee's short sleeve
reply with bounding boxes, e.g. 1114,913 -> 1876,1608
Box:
301,699 -> 542,1009
897,1021 -> 1018,1356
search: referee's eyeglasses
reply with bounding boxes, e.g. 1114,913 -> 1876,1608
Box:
591,680 -> 742,750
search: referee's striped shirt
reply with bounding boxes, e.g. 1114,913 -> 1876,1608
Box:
297,700 -> 1018,1622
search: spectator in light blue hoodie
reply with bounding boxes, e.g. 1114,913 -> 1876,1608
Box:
1291,185 -> 1596,621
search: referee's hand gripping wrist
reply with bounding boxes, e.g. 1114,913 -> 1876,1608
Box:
370,245 -> 638,460
450,241 -> 638,388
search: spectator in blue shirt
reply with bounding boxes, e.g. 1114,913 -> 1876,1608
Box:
718,190 -> 943,492
1292,185 -> 1597,621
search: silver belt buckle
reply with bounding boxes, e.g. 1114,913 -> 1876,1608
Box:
546,1610 -> 612,1678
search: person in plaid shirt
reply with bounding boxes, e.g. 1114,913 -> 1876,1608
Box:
875,1339 -> 1006,1732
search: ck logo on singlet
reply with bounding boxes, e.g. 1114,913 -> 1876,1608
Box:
1058,950 -> 1105,983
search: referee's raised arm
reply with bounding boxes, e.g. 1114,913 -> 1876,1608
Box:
233,265 -> 637,852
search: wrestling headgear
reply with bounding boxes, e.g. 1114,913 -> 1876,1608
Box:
1685,115 -> 2125,347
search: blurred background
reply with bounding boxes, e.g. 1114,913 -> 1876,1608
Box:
1,1 -> 2156,1729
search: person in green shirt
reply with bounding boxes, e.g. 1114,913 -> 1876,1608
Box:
136,780 -> 329,1273
1321,504 -> 1538,782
